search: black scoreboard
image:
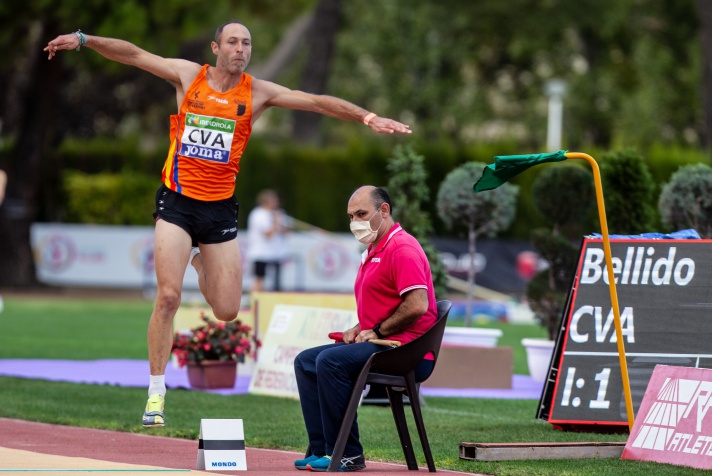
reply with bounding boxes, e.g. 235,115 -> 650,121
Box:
538,238 -> 712,431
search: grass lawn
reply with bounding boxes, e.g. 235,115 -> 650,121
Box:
0,295 -> 543,373
0,295 -> 153,360
0,295 -> 698,475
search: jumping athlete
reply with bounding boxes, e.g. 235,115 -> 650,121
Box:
44,21 -> 412,428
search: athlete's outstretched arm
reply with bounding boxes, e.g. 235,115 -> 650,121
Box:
251,79 -> 411,135
44,32 -> 199,86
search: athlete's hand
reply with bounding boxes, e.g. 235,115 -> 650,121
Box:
367,116 -> 412,135
44,33 -> 82,60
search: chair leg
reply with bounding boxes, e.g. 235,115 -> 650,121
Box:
418,383 -> 426,407
386,386 -> 418,470
406,378 -> 436,472
328,364 -> 373,472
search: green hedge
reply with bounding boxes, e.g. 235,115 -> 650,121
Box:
60,139 -> 711,237
64,170 -> 157,225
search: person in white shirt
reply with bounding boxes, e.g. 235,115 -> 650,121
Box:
247,189 -> 291,292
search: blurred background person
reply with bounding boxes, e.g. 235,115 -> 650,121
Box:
247,189 -> 292,293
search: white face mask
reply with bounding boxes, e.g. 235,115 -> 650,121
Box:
350,210 -> 384,244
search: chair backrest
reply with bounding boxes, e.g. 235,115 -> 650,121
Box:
368,300 -> 452,381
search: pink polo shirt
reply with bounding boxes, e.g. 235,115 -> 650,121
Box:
354,223 -> 438,358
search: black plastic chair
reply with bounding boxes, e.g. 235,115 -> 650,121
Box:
314,299 -> 452,472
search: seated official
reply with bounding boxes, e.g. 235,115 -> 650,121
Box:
293,185 -> 438,472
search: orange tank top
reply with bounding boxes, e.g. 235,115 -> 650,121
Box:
161,65 -> 253,201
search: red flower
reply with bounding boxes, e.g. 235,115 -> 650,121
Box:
171,313 -> 255,367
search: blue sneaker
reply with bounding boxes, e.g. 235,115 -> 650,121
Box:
294,454 -> 321,470
306,454 -> 366,472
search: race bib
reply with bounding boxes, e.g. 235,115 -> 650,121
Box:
180,113 -> 235,164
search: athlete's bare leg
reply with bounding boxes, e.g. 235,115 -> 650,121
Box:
147,219 -> 192,376
190,238 -> 243,322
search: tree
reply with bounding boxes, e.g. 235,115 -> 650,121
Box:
658,163 -> 712,238
531,165 -> 595,237
385,144 -> 447,299
0,19 -> 55,286
599,149 -> 656,234
291,0 -> 343,143
527,165 -> 594,340
333,0 -> 700,149
436,162 -> 518,326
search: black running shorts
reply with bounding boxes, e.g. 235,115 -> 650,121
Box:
153,184 -> 239,246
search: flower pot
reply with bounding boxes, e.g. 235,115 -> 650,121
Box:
186,360 -> 237,389
521,337 -> 555,383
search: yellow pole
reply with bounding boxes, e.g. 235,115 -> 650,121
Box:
566,152 -> 635,430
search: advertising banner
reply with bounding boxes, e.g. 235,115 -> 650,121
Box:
248,304 -> 357,399
30,224 -> 362,292
622,365 -> 712,470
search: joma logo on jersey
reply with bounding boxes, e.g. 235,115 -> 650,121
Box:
180,144 -> 228,163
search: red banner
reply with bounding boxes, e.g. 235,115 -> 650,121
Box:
623,365 -> 712,469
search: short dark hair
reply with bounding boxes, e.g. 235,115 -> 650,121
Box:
214,20 -> 244,43
371,187 -> 392,215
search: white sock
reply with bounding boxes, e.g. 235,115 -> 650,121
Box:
148,375 -> 166,397
189,247 -> 201,266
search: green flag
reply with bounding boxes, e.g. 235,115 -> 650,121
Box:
473,150 -> 568,192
